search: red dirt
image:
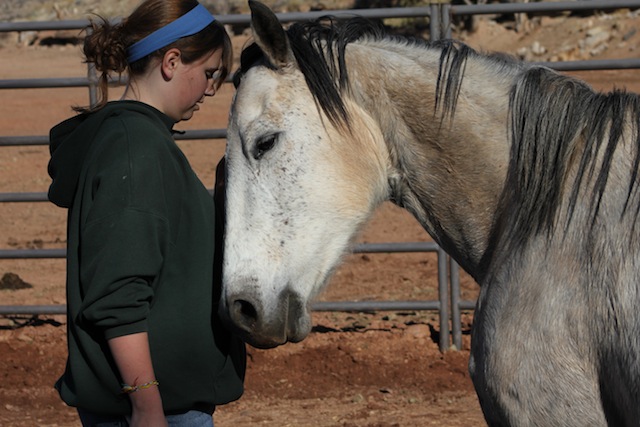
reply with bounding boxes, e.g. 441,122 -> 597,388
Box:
1,10 -> 639,426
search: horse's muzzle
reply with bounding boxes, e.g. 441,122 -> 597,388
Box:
220,287 -> 312,348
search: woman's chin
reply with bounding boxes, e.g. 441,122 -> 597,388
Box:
180,110 -> 196,121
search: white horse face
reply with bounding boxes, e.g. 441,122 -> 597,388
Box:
219,1 -> 389,348
221,67 -> 378,348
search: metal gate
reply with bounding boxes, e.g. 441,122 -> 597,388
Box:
1,0 -> 639,351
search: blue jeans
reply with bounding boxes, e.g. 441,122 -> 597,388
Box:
78,409 -> 214,427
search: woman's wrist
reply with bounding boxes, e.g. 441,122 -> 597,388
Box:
121,380 -> 160,394
128,382 -> 164,412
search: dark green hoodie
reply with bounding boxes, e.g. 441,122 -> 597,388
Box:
48,101 -> 244,416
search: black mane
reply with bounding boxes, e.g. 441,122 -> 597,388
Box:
236,16 -> 387,128
480,68 -> 640,280
234,16 -> 507,129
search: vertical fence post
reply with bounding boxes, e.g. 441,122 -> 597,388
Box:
429,2 -> 441,41
437,246 -> 450,351
449,257 -> 462,350
442,2 -> 452,39
87,62 -> 98,108
429,0 -> 452,41
84,25 -> 98,108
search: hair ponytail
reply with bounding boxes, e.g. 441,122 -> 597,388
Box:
74,16 -> 129,112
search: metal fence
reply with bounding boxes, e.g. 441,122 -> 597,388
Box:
1,0 -> 639,352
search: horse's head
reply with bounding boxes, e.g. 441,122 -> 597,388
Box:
219,0 -> 389,348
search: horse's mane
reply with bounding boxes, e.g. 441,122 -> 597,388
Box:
485,68 -> 640,266
235,16 -> 516,128
235,16 -> 387,128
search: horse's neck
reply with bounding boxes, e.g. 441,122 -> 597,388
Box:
347,42 -> 515,277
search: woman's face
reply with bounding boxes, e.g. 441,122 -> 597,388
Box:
170,48 -> 223,122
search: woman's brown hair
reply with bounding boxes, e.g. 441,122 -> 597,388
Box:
76,0 -> 232,112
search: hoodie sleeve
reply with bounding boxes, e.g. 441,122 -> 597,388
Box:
75,114 -> 173,339
78,208 -> 169,339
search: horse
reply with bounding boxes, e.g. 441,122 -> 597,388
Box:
219,1 -> 640,425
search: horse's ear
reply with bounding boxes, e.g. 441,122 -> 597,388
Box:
248,0 -> 295,69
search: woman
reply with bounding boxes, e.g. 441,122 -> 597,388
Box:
47,1 -> 245,425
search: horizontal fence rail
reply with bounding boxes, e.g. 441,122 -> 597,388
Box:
2,0 -> 640,351
451,0 -> 640,15
0,243 -> 453,351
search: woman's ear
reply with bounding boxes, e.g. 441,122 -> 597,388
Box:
161,48 -> 182,81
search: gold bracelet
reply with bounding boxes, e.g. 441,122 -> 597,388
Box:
121,380 -> 159,394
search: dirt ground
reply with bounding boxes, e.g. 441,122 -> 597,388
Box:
1,7 -> 640,427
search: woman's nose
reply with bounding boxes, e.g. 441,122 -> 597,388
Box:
204,83 -> 216,97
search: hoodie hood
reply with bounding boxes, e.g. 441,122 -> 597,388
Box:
47,101 -> 174,208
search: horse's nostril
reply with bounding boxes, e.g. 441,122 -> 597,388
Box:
233,299 -> 258,326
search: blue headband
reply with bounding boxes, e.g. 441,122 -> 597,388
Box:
126,3 -> 215,63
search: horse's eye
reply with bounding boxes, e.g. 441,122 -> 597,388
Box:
254,134 -> 277,160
